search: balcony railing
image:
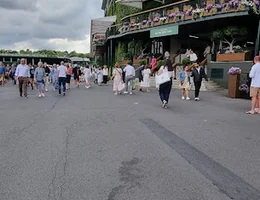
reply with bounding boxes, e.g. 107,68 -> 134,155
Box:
106,0 -> 256,38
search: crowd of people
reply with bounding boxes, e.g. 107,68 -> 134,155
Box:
0,54 -> 259,113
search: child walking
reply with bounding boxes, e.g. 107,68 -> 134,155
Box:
179,66 -> 191,100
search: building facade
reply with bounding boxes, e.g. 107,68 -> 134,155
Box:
91,0 -> 260,87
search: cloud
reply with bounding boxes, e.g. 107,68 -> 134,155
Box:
0,0 -> 104,53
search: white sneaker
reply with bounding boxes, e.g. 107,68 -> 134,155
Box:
45,88 -> 48,92
182,96 -> 185,100
130,92 -> 133,95
38,94 -> 42,98
162,100 -> 167,108
195,97 -> 200,101
114,92 -> 118,95
41,93 -> 45,97
255,108 -> 259,112
186,97 -> 190,100
124,91 -> 128,94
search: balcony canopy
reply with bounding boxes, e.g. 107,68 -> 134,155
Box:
115,0 -> 164,9
91,16 -> 116,37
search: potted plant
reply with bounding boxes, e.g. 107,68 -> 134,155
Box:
168,13 -> 176,23
182,57 -> 191,66
213,26 -> 248,62
139,60 -> 146,66
239,83 -> 250,99
153,17 -> 160,26
228,67 -> 241,98
192,8 -> 203,19
153,60 -> 164,72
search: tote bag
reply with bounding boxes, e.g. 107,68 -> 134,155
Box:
155,71 -> 170,87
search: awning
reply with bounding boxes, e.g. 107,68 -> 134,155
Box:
91,16 -> 116,36
70,57 -> 90,62
90,16 -> 116,54
115,0 -> 164,9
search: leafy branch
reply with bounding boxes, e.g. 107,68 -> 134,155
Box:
212,26 -> 247,52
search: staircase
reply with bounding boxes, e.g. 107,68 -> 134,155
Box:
150,77 -> 223,92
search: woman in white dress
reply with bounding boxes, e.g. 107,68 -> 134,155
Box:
141,65 -> 151,92
83,65 -> 91,89
97,67 -> 103,86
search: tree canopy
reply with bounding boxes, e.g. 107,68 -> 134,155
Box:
212,26 -> 247,52
0,49 -> 91,58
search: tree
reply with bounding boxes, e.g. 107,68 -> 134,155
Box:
212,26 -> 247,52
20,50 -> 26,54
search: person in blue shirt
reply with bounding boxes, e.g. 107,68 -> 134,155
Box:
0,62 -> 6,86
179,66 -> 191,100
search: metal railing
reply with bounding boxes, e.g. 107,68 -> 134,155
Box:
106,0 -> 249,38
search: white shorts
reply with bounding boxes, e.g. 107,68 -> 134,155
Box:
84,75 -> 90,82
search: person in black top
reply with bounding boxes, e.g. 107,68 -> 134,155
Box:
29,64 -> 35,90
191,61 -> 208,101
137,65 -> 145,91
43,63 -> 50,91
73,65 -> 81,88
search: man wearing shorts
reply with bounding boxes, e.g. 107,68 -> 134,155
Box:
246,56 -> 260,114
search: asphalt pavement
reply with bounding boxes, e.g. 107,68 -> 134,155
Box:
0,81 -> 260,200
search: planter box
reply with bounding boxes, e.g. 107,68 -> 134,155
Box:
228,74 -> 240,98
217,53 -> 249,62
184,15 -> 192,20
168,17 -> 176,23
153,21 -> 160,26
130,27 -> 136,31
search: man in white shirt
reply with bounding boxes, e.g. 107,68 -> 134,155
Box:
123,61 -> 135,94
15,58 -> 30,97
188,50 -> 198,63
246,56 -> 260,114
57,61 -> 67,96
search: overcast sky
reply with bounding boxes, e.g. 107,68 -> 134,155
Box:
0,0 -> 104,53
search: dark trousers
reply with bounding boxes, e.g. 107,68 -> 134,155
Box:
18,77 -> 28,97
159,80 -> 172,103
11,73 -> 16,84
194,81 -> 202,98
29,78 -> 34,90
58,77 -> 66,94
103,75 -> 108,84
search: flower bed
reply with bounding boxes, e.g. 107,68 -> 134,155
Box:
117,0 -> 258,34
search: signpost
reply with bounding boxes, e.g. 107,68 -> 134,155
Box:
150,25 -> 179,38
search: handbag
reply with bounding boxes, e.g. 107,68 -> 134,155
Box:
155,71 -> 170,86
54,80 -> 59,89
132,78 -> 138,90
118,82 -> 125,91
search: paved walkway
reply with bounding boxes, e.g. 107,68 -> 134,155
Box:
0,81 -> 259,200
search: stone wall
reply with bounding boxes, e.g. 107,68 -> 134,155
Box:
206,54 -> 253,88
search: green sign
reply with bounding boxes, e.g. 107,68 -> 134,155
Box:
150,25 -> 179,38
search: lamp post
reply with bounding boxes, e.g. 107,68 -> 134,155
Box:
255,20 -> 260,57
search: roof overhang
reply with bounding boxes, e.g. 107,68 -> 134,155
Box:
115,0 -> 164,9
90,16 -> 116,54
70,57 -> 90,62
91,16 -> 116,36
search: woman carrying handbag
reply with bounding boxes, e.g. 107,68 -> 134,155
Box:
156,60 -> 175,108
112,63 -> 124,95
